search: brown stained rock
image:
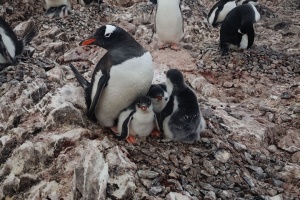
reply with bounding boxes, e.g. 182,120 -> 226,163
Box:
0,136 -> 18,165
277,130 -> 300,153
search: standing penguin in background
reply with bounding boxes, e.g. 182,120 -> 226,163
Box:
42,0 -> 71,9
147,83 -> 169,113
151,0 -> 184,50
116,96 -> 157,144
220,2 -> 260,56
77,0 -> 103,6
158,69 -> 206,143
69,25 -> 154,132
0,17 -> 37,69
236,0 -> 258,5
207,0 -> 236,27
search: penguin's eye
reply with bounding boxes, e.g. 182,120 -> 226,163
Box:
104,33 -> 111,37
137,103 -> 140,107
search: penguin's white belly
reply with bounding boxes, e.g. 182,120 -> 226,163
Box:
156,1 -> 183,45
239,34 -> 248,49
130,111 -> 155,137
250,4 -> 261,22
95,52 -> 154,127
217,2 -> 236,22
45,0 -> 70,9
0,28 -> 16,64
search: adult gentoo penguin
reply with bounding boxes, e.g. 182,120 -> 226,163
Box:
220,2 -> 260,55
147,83 -> 169,113
158,69 -> 206,143
236,0 -> 258,6
207,0 -> 236,27
0,17 -> 37,69
42,0 -> 71,9
72,25 -> 154,130
116,96 -> 156,144
152,0 -> 184,50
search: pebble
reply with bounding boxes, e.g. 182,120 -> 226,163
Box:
148,186 -> 165,196
137,170 -> 160,179
214,149 -> 231,163
204,191 -> 216,200
233,142 -> 247,152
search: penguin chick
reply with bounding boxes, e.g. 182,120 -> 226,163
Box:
154,0 -> 184,51
78,0 -> 103,6
44,5 -> 72,18
147,83 -> 169,113
0,17 -> 38,69
78,25 -> 154,129
116,96 -> 156,144
220,2 -> 260,56
158,69 -> 206,143
207,0 -> 236,27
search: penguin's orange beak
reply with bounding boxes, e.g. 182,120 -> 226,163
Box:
80,38 -> 96,46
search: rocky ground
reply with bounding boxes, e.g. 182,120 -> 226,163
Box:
0,0 -> 299,199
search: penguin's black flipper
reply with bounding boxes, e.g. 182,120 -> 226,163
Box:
69,64 -> 91,89
0,35 -> 15,64
86,74 -> 109,119
246,25 -> 255,49
212,6 -> 223,27
115,110 -> 135,141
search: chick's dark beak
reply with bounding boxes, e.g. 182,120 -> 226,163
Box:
79,37 -> 97,46
156,96 -> 162,101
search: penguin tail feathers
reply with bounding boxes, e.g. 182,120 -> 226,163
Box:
69,64 -> 90,89
23,26 -> 38,46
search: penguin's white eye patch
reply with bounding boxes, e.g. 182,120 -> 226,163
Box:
105,25 -> 116,37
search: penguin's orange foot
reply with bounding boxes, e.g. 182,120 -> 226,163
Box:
110,126 -> 118,134
126,135 -> 136,144
170,44 -> 180,51
150,129 -> 161,137
159,45 -> 168,50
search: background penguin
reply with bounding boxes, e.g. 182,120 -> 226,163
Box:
220,2 -> 260,56
0,17 -> 38,69
152,0 -> 184,50
236,0 -> 258,6
116,96 -> 156,144
207,0 -> 236,27
78,0 -> 103,6
42,0 -> 72,18
158,69 -> 206,143
44,5 -> 72,18
147,83 -> 169,113
74,25 -> 154,131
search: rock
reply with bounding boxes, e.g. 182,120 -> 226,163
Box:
166,192 -> 191,200
214,149 -> 231,163
190,76 -> 219,98
278,164 -> 300,182
185,185 -> 200,196
137,170 -> 160,179
291,151 -> 300,163
204,191 -> 216,200
0,136 -> 18,165
203,160 -> 218,175
233,142 -> 247,152
73,140 -> 109,200
13,20 -> 35,38
277,130 -> 300,153
269,194 -> 283,200
2,173 -> 20,196
223,81 -> 234,88
149,186 -> 165,196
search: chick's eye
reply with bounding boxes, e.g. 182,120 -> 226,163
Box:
137,103 -> 140,107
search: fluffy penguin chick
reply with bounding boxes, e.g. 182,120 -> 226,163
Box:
0,17 -> 37,68
158,69 -> 206,143
220,2 -> 260,55
147,83 -> 169,113
207,0 -> 236,27
44,5 -> 72,18
116,96 -> 156,144
78,25 -> 154,128
154,0 -> 184,50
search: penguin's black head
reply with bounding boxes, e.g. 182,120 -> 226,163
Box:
135,96 -> 152,112
80,25 -> 128,50
77,0 -> 104,5
148,85 -> 165,101
166,69 -> 185,94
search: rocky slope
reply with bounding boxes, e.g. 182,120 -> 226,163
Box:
0,0 -> 299,199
